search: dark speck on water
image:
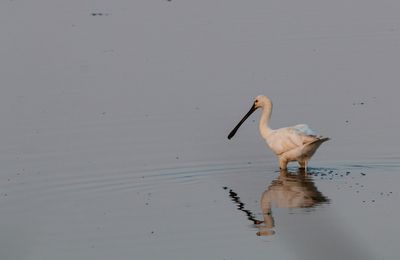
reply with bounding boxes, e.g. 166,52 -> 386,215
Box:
91,13 -> 111,16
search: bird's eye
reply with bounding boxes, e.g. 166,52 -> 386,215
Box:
255,100 -> 258,103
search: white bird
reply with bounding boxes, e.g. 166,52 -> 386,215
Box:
228,95 -> 329,170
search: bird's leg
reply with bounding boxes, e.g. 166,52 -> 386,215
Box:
298,161 -> 308,173
304,161 -> 308,172
279,158 -> 288,170
298,161 -> 306,169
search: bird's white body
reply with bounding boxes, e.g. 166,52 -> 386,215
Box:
228,95 -> 329,170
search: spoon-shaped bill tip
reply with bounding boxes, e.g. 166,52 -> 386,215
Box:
227,129 -> 236,140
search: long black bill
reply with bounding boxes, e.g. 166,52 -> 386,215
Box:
227,103 -> 257,139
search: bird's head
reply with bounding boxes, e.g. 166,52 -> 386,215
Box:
254,95 -> 272,109
227,95 -> 272,140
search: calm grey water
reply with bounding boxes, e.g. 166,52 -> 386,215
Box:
1,0 -> 400,259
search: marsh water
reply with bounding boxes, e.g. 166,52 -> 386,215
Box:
1,1 -> 400,259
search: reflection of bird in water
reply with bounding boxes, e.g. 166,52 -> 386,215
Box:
226,169 -> 329,236
257,169 -> 329,236
226,171 -> 376,260
228,95 -> 329,170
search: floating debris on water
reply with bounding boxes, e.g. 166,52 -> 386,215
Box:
91,13 -> 111,16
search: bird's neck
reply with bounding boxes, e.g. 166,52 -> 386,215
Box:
259,104 -> 272,139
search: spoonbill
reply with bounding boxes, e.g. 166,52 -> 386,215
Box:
228,95 -> 329,170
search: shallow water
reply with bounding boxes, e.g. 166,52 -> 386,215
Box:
1,0 -> 400,259
2,158 -> 400,259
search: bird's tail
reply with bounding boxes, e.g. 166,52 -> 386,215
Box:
302,137 -> 330,157
313,137 -> 330,144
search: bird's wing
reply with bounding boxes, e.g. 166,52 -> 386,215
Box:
292,124 -> 317,136
266,125 -> 319,155
289,124 -> 320,144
